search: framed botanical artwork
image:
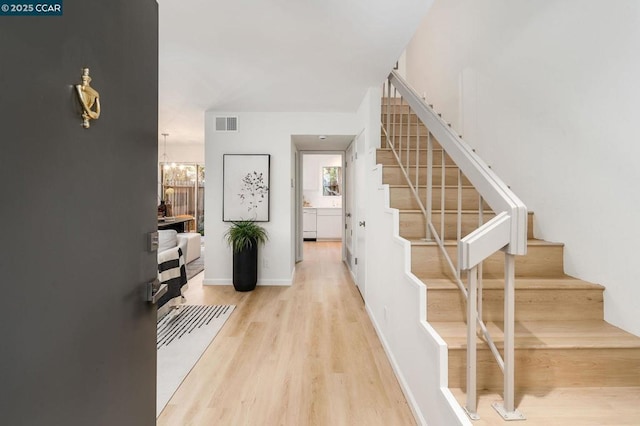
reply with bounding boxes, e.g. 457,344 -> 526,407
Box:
223,154 -> 270,222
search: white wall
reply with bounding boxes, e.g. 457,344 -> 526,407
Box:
405,0 -> 640,336
302,154 -> 343,208
396,50 -> 408,80
203,112 -> 358,286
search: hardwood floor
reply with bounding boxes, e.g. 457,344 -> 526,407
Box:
157,241 -> 416,425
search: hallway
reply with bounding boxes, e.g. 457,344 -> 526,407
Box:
157,241 -> 415,425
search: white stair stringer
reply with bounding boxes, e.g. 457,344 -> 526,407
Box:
365,155 -> 470,426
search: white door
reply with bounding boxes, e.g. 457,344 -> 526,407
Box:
295,150 -> 303,262
354,131 -> 367,297
345,143 -> 356,273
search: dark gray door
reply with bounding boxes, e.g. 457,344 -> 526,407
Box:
0,1 -> 159,425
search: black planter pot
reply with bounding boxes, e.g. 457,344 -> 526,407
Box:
232,241 -> 258,292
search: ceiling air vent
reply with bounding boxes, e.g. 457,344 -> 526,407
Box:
215,116 -> 238,132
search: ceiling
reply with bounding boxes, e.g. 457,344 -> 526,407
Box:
158,0 -> 431,145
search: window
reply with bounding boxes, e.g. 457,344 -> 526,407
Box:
322,166 -> 341,196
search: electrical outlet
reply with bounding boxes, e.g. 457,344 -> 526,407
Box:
263,258 -> 269,269
384,306 -> 389,323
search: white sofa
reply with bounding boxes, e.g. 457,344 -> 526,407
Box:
157,230 -> 188,308
158,229 -> 188,260
180,232 -> 201,264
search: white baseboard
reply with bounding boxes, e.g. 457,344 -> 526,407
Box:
348,267 -> 356,283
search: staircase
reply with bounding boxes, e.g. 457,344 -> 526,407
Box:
378,99 -> 640,424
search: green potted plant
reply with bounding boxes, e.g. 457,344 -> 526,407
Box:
224,220 -> 269,291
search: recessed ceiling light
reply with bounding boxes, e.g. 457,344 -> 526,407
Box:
318,135 -> 327,140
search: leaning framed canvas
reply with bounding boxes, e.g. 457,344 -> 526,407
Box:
223,154 -> 270,222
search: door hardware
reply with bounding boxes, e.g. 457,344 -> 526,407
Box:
145,278 -> 167,304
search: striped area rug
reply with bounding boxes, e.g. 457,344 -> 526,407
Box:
157,304 -> 235,417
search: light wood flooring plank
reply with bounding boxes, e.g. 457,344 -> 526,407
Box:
157,241 -> 416,426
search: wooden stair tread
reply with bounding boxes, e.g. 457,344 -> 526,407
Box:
423,277 -> 603,291
399,209 -> 492,214
408,238 -> 563,247
378,147 -> 433,152
389,184 -> 474,189
431,320 -> 640,349
449,386 -> 640,426
399,209 -> 535,216
383,164 -> 456,169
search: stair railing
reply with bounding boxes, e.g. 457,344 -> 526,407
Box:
381,70 -> 527,421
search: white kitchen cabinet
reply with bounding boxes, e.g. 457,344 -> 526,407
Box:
316,208 -> 342,240
303,208 -> 317,240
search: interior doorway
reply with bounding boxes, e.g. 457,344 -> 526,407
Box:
301,152 -> 344,249
292,135 -> 354,263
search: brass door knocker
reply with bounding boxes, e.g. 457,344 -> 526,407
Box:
75,68 -> 100,128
